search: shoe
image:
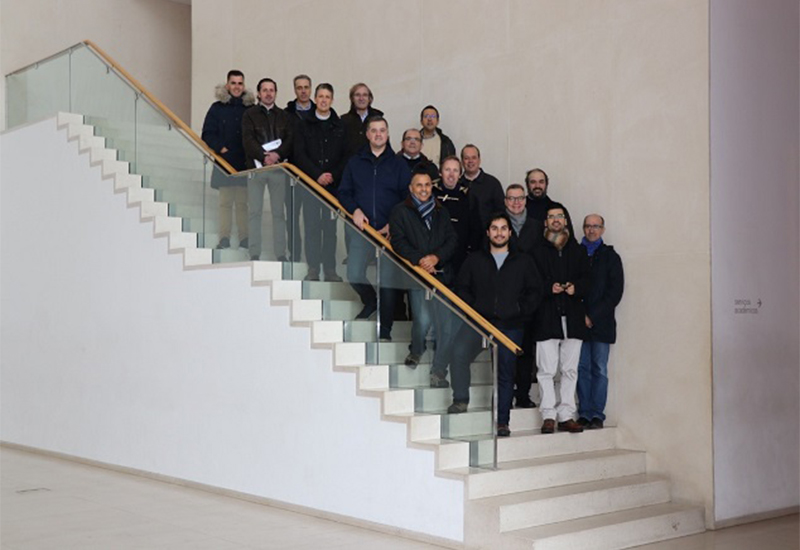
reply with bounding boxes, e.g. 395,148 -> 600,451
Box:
429,372 -> 450,388
356,303 -> 377,320
238,238 -> 249,249
497,424 -> 511,437
588,418 -> 604,430
577,417 -> 590,427
541,419 -> 555,434
447,402 -> 468,414
250,255 -> 260,261
404,353 -> 421,368
514,398 -> 536,409
216,237 -> 230,249
304,268 -> 320,281
324,270 -> 342,282
557,419 -> 584,433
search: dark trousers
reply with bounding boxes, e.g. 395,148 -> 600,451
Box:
303,194 -> 337,272
514,325 -> 537,403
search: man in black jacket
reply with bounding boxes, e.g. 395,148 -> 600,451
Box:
419,105 -> 456,169
341,83 -> 384,159
293,83 -> 347,282
458,144 -> 505,248
390,168 -> 457,367
446,213 -> 542,438
433,156 -> 472,276
201,70 -> 255,250
525,168 -> 575,236
397,129 -> 439,184
531,204 -> 591,434
242,78 -> 294,261
577,214 -> 624,430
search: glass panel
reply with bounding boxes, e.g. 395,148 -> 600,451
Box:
5,50 -> 70,128
207,162 -> 249,259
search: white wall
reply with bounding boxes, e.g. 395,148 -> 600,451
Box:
0,0 -> 192,130
710,0 -> 800,524
0,118 -> 465,542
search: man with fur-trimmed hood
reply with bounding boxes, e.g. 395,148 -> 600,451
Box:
201,70 -> 255,250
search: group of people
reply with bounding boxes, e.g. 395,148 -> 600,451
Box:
201,70 -> 625,438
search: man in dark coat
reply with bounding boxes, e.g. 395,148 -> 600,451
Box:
419,105 -> 456,169
340,83 -> 384,159
446,213 -> 543,439
577,214 -> 624,430
201,70 -> 255,250
397,129 -> 439,184
390,168 -> 457,367
433,156 -> 472,276
458,144 -> 505,249
242,77 -> 294,261
293,83 -> 347,282
525,168 -> 575,237
531,204 -> 591,434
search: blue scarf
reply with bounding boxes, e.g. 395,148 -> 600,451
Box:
581,236 -> 603,256
412,195 -> 435,230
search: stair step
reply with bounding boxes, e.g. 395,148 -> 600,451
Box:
389,361 -> 492,388
345,320 -> 412,342
500,502 -> 705,550
469,474 -> 670,532
302,281 -> 359,301
415,384 -> 492,412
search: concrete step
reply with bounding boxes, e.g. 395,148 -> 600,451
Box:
467,473 -> 670,533
366,342 -> 491,365
495,502 -> 705,550
303,281 -> 359,301
415,384 -> 492,413
389,361 -> 492,388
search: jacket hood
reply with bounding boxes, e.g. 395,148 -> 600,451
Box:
214,84 -> 256,106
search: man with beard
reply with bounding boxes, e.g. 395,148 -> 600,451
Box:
531,204 -> 591,434
293,83 -> 347,282
525,168 -> 575,236
446,213 -> 542,439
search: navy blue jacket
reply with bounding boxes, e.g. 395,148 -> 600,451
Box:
201,85 -> 255,185
584,243 -> 624,343
339,145 -> 411,229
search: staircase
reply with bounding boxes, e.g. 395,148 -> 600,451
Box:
54,111 -> 706,549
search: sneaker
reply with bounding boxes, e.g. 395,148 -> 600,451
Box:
497,424 -> 511,437
588,418 -> 604,430
430,372 -> 450,388
238,237 -> 249,249
557,419 -> 584,433
304,268 -> 320,281
541,419 -> 555,434
447,402 -> 468,414
324,270 -> 343,283
216,237 -> 230,250
356,303 -> 377,320
404,353 -> 421,368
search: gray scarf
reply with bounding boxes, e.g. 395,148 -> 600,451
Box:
508,209 -> 527,236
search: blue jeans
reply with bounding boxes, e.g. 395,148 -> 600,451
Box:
430,299 -> 458,377
577,341 -> 610,421
407,289 -> 433,356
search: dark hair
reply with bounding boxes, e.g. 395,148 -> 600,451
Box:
257,78 -> 277,93
525,168 -> 549,186
227,70 -> 244,81
546,202 -> 569,225
411,165 -> 434,180
365,115 -> 388,131
315,83 -> 334,96
461,144 -> 481,158
486,212 -> 512,231
420,104 -> 439,120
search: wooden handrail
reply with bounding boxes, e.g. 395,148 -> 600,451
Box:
83,40 -> 238,175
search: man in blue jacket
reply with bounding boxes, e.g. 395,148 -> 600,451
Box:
338,117 -> 411,334
577,214 -> 624,430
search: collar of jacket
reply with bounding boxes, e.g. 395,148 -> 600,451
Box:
357,143 -> 395,162
305,108 -> 341,125
214,84 -> 256,106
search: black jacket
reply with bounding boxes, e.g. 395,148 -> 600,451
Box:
201,85 -> 255,181
285,99 -> 316,118
432,181 -> 472,276
241,103 -> 294,169
527,195 -> 576,237
460,169 -> 505,248
293,110 -> 347,195
389,197 -> 458,285
455,247 -> 543,330
341,106 -> 384,158
397,152 -> 439,184
511,215 -> 543,256
419,127 -> 456,165
531,238 -> 591,341
584,243 -> 624,343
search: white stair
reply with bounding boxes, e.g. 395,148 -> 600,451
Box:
54,111 -> 706,549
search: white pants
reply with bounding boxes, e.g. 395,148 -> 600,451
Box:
537,317 -> 582,422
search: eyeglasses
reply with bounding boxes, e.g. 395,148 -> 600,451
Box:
583,224 -> 604,230
505,196 -> 526,203
422,114 -> 438,120
547,214 -> 566,220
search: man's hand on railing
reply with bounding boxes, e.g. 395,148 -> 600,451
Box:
317,173 -> 333,186
353,209 -> 369,230
419,254 -> 440,274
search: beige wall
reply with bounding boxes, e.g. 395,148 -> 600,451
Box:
192,0 -> 713,519
0,0 -> 191,129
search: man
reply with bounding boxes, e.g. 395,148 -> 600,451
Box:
390,168 -> 457,366
531,204 -> 591,434
458,144 -> 505,248
504,183 -> 543,409
338,116 -> 410,333
341,83 -> 384,159
397,129 -> 439,183
525,168 -> 575,237
577,214 -> 624,430
285,74 -> 315,118
419,105 -> 456,169
242,78 -> 294,261
201,70 -> 255,250
446,213 -> 542,439
433,156 -> 471,275
293,83 -> 347,282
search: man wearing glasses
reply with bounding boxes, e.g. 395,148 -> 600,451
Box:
397,129 -> 439,184
419,105 -> 456,169
531,205 -> 591,434
577,214 -> 624,430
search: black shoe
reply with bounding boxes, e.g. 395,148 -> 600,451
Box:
429,372 -> 450,388
497,424 -> 511,437
238,238 -> 249,249
216,237 -> 230,250
588,418 -> 604,430
404,353 -> 421,368
447,402 -> 468,414
514,398 -> 536,409
356,303 -> 377,320
577,417 -> 591,427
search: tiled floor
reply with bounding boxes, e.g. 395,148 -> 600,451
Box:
1,446 -> 797,550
